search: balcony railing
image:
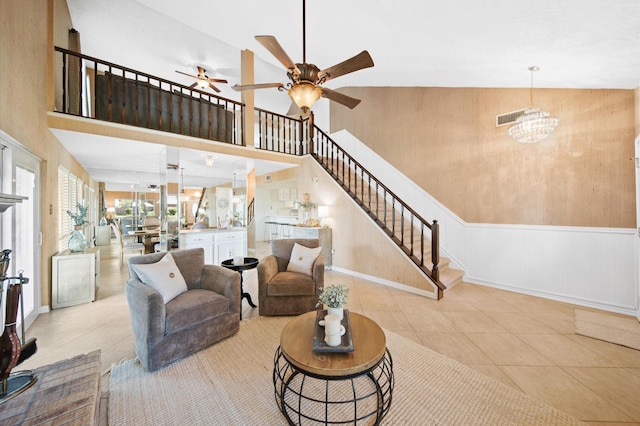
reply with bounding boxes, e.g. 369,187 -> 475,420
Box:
55,47 -> 244,146
254,108 -> 310,156
54,47 -> 443,296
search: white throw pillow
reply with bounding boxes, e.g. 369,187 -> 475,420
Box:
286,243 -> 322,275
131,253 -> 188,303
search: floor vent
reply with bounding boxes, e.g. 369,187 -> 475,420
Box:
496,108 -> 526,127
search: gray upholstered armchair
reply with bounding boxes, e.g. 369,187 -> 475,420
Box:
257,238 -> 324,316
126,248 -> 240,371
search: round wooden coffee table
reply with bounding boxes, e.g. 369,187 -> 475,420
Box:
273,311 -> 393,425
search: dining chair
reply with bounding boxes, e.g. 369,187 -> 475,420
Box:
111,223 -> 145,267
113,220 -> 135,244
143,216 -> 161,249
143,216 -> 161,229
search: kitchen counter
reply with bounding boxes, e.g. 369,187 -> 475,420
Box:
179,227 -> 247,234
178,228 -> 247,265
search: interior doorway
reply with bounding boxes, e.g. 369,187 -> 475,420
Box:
0,131 -> 41,331
635,135 -> 640,321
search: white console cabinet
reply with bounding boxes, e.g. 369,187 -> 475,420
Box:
95,225 -> 111,246
52,247 -> 100,309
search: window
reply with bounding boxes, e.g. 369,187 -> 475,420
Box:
57,166 -> 84,252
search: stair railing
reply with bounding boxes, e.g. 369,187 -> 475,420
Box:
247,197 -> 255,226
310,126 -> 446,298
53,46 -> 443,296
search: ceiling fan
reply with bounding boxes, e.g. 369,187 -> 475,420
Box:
232,0 -> 374,114
175,66 -> 228,93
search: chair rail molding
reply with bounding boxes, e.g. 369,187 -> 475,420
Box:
331,129 -> 637,316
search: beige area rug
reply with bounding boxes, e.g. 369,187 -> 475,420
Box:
109,316 -> 583,425
575,309 -> 640,351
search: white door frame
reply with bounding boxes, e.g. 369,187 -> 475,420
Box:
0,130 -> 42,330
635,135 -> 640,321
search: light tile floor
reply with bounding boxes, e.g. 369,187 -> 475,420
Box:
19,241 -> 640,425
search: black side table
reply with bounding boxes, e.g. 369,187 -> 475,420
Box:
221,257 -> 258,319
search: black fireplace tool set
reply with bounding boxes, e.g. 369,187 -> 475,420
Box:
0,249 -> 38,402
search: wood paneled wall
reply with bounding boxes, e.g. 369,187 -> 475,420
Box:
330,87 -> 636,228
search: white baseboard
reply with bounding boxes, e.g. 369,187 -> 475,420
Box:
330,266 -> 438,299
465,275 -> 637,317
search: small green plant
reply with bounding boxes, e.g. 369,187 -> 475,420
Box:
317,284 -> 349,308
66,203 -> 88,226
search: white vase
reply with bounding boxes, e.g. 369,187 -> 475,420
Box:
327,305 -> 343,321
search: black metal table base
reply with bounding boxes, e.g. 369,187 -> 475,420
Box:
221,258 -> 259,320
0,370 -> 37,404
273,347 -> 394,425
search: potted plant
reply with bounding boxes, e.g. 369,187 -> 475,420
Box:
298,192 -> 316,225
66,203 -> 89,252
317,284 -> 349,320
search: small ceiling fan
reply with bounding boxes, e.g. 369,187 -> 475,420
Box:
175,66 -> 228,93
232,0 -> 374,114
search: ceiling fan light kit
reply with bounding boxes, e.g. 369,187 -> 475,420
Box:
232,0 -> 374,113
288,82 -> 322,113
196,78 -> 209,89
175,66 -> 228,93
508,66 -> 559,143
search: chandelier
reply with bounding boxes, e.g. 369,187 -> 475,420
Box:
508,66 -> 559,143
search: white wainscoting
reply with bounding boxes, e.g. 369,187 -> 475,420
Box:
332,130 -> 637,316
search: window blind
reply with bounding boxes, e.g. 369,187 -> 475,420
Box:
57,166 -> 83,253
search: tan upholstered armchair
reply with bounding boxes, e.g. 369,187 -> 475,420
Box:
257,238 -> 324,316
127,248 -> 240,371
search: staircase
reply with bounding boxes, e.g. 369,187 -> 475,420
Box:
310,127 -> 463,299
52,46 -> 462,298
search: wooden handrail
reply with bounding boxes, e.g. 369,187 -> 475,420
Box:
54,46 -> 244,145
310,125 -> 445,298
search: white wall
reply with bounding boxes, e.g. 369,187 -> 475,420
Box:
332,130 -> 638,316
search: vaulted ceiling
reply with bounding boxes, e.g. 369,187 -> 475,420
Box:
62,0 -> 640,190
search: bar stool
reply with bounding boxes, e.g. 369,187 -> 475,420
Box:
281,223 -> 293,238
264,221 -> 280,242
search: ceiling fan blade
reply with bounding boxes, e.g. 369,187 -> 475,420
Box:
255,35 -> 300,74
318,50 -> 374,82
209,83 -> 221,93
208,78 -> 228,84
232,82 -> 284,92
176,70 -> 198,79
188,82 -> 198,89
321,87 -> 361,109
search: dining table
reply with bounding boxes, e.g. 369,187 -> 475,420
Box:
128,229 -> 160,253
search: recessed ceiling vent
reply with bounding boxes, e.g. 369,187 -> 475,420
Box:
496,108 -> 527,127
264,174 -> 272,182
